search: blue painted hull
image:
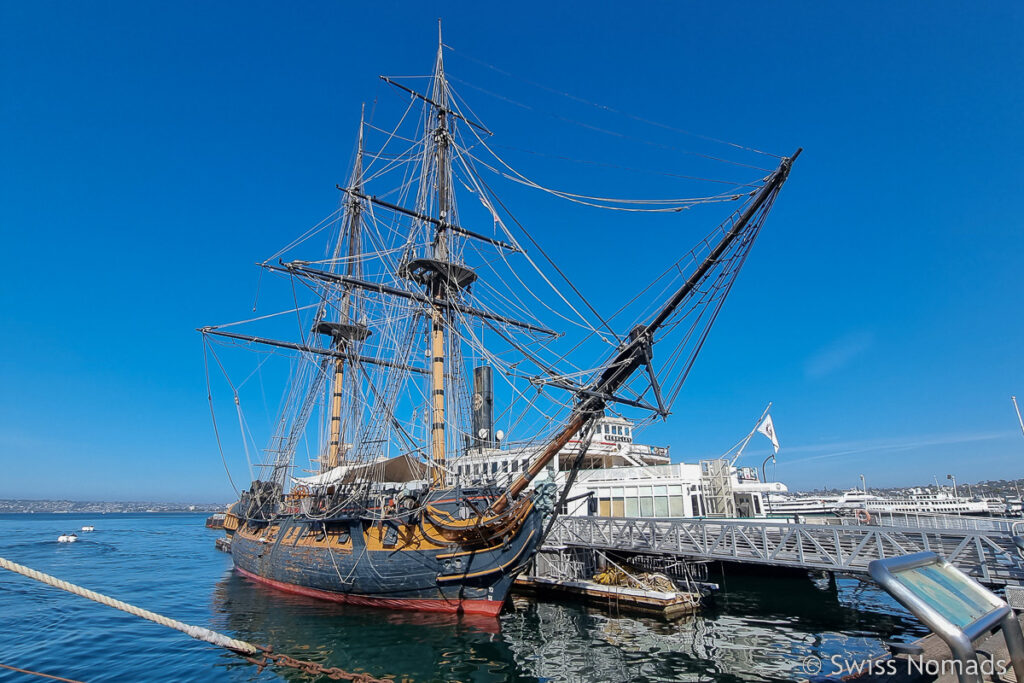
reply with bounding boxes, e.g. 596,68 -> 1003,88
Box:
230,499 -> 542,616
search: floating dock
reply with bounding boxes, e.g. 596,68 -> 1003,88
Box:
513,575 -> 700,618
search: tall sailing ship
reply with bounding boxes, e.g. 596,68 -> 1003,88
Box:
202,35 -> 798,617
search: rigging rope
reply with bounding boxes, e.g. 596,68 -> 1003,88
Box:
443,46 -> 782,159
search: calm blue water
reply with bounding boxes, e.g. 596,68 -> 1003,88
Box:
0,513 -> 926,682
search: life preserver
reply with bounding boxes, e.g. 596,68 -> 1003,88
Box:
854,508 -> 872,524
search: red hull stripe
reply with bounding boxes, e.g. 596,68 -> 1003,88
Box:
234,566 -> 503,617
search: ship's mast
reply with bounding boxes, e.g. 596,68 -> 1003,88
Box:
323,109 -> 367,472
428,29 -> 452,486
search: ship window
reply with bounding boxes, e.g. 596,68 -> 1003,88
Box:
626,427 -> 631,437
640,496 -> 654,517
611,488 -> 624,498
638,486 -> 652,498
611,496 -> 624,517
653,486 -> 667,496
625,487 -> 637,497
598,498 -> 611,516
753,496 -> 762,514
668,485 -> 682,496
491,462 -> 497,475
669,496 -> 683,517
691,494 -> 701,516
625,497 -> 639,517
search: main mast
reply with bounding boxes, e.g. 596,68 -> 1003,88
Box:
394,28 -> 471,487
429,33 -> 452,487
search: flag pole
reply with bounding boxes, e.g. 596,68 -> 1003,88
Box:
730,402 -> 772,466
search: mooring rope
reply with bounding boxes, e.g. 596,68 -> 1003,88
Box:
0,556 -> 387,682
0,662 -> 84,683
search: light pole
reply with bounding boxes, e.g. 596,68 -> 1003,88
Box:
947,474 -> 958,498
762,454 -> 776,514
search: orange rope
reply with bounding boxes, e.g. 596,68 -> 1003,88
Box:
0,662 -> 85,683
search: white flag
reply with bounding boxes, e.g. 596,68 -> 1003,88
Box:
757,414 -> 780,454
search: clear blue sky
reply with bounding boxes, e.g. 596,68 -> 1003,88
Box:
2,2 -> 1022,502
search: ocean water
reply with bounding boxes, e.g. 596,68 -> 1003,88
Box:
0,513 -> 926,682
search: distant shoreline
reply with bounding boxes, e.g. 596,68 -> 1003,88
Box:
0,500 -> 229,514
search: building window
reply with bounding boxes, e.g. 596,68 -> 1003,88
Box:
654,495 -> 669,517
669,496 -> 683,516
640,497 -> 654,517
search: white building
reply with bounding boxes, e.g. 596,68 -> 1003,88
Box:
455,416 -> 788,519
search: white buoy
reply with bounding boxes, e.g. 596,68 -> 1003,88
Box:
81,525 -> 94,532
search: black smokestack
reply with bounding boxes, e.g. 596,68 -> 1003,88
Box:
472,366 -> 494,448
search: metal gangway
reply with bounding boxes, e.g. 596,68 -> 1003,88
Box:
546,515 -> 1024,587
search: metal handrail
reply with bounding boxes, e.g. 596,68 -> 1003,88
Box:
548,515 -> 1024,586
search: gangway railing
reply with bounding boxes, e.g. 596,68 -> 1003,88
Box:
547,515 -> 1024,586
840,511 -> 1021,534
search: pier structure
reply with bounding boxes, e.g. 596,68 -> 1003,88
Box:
544,515 -> 1024,587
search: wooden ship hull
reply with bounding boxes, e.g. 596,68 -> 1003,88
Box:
225,492 -> 543,616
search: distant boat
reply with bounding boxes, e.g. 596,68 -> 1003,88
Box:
81,525 -> 95,532
57,533 -> 78,543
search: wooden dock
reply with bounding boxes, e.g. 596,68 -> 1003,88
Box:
513,576 -> 701,619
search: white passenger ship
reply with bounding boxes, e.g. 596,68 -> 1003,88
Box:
768,488 -> 992,517
455,416 -> 788,519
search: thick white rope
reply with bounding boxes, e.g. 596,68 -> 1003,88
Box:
0,556 -> 259,655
